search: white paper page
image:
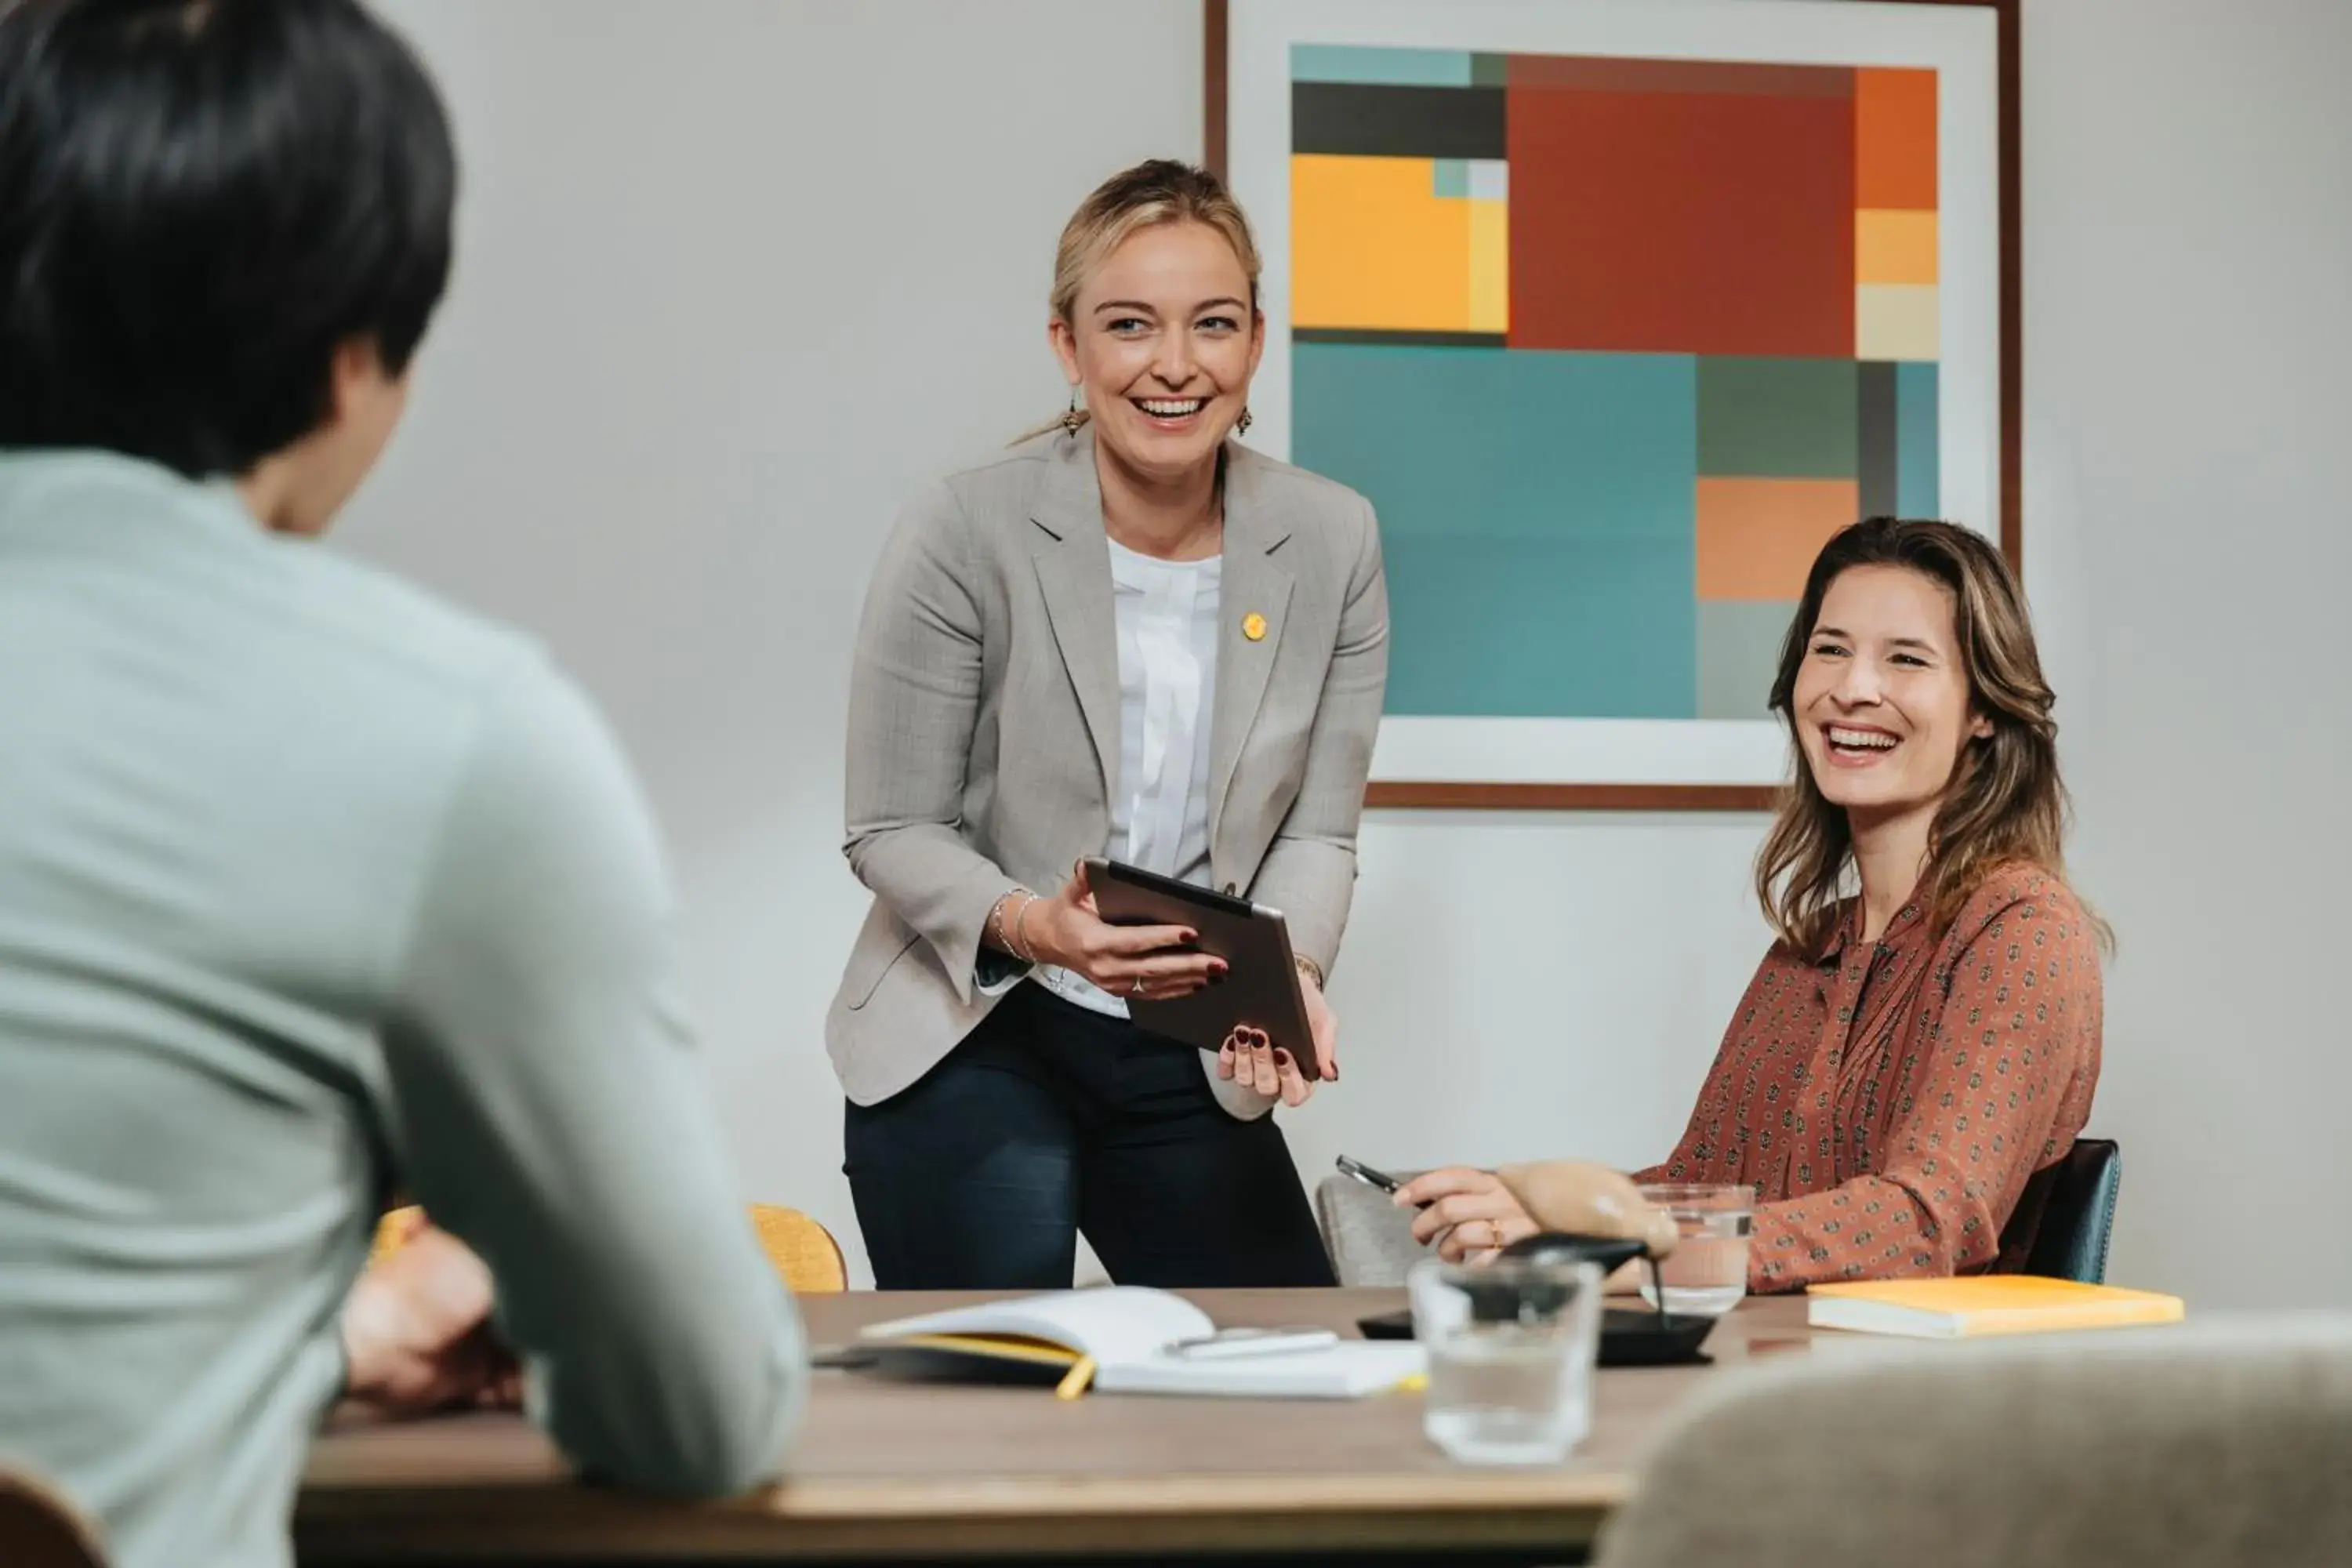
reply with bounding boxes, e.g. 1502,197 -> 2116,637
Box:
1097,1341 -> 1428,1399
859,1287 -> 1216,1366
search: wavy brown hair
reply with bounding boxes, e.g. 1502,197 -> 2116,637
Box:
1755,517 -> 2101,956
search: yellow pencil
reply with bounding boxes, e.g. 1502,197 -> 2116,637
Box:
1054,1355 -> 1098,1401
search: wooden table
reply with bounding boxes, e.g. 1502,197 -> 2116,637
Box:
296,1288 -> 1836,1566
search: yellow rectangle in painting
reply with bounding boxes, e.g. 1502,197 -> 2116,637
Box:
1291,154 -> 1472,333
1856,283 -> 1939,361
1467,198 -> 1508,334
1857,209 -> 1937,285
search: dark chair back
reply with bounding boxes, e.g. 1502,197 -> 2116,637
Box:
1998,1138 -> 2121,1283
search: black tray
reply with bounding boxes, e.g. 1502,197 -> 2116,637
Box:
1354,1305 -> 1718,1367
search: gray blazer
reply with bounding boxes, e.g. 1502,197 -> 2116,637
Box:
826,426 -> 1389,1119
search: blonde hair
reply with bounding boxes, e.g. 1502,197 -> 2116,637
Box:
1755,517 -> 2109,956
1033,158 -> 1262,437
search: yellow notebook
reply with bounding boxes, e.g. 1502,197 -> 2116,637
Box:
1806,1276 -> 2186,1339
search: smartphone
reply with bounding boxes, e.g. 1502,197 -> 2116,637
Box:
1164,1327 -> 1339,1360
1335,1153 -> 1403,1195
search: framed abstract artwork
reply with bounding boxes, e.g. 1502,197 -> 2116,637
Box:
1207,0 -> 2019,810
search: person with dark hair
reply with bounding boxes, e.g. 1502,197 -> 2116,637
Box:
1399,519 -> 2106,1291
0,4 -> 803,1563
0,0 -> 453,488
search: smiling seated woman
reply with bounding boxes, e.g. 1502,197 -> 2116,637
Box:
1399,518 -> 2108,1293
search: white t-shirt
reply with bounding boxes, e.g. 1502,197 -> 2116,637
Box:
1036,537 -> 1221,1017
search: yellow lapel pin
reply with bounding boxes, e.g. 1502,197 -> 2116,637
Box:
1242,612 -> 1268,642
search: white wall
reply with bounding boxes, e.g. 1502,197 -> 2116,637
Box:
348,0 -> 2350,1305
2020,0 -> 2352,1305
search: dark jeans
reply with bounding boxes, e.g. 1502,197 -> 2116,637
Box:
844,982 -> 1336,1290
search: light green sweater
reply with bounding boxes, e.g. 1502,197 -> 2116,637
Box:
0,452 -> 804,1568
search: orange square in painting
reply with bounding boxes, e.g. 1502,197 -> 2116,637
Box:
1857,209 -> 1937,285
1857,68 -> 1937,211
1697,477 -> 1861,601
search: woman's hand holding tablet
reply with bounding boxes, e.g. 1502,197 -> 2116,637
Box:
1020,860 -> 1226,1001
1082,858 -> 1333,1101
1215,1024 -> 1315,1107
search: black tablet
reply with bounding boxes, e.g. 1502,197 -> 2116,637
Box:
1353,1305 -> 1719,1367
1081,857 -> 1321,1081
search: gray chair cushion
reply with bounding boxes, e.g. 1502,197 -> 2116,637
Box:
1312,1172 -> 1436,1286
1597,1312 -> 2352,1568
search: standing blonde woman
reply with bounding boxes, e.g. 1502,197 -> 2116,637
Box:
826,160 -> 1389,1289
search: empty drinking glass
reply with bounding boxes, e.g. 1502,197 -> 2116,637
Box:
1634,1182 -> 1755,1316
1406,1256 -> 1602,1465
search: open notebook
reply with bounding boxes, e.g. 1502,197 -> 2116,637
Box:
857,1287 -> 1425,1399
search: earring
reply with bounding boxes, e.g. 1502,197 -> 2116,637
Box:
1060,392 -> 1084,437
1236,406 -> 1254,436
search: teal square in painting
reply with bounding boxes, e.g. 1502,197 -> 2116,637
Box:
1896,361 -> 1940,515
1432,159 -> 1471,198
1294,343 -> 1700,718
1289,44 -> 1474,86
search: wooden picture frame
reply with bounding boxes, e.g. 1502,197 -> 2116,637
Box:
1206,0 -> 2020,813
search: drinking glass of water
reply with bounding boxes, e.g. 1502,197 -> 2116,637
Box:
1634,1182 -> 1755,1317
1406,1256 -> 1602,1466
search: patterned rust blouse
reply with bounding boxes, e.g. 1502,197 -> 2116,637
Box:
1633,864 -> 2103,1292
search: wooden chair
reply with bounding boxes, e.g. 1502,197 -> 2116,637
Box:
369,1203 -> 424,1264
372,1203 -> 848,1293
746,1203 -> 848,1294
0,1469 -> 107,1568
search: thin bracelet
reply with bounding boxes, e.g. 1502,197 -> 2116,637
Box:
989,889 -> 1018,959
1010,891 -> 1040,965
991,887 -> 1035,961
989,888 -> 1026,957
986,892 -> 1011,955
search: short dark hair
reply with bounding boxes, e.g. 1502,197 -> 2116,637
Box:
0,0 -> 457,477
